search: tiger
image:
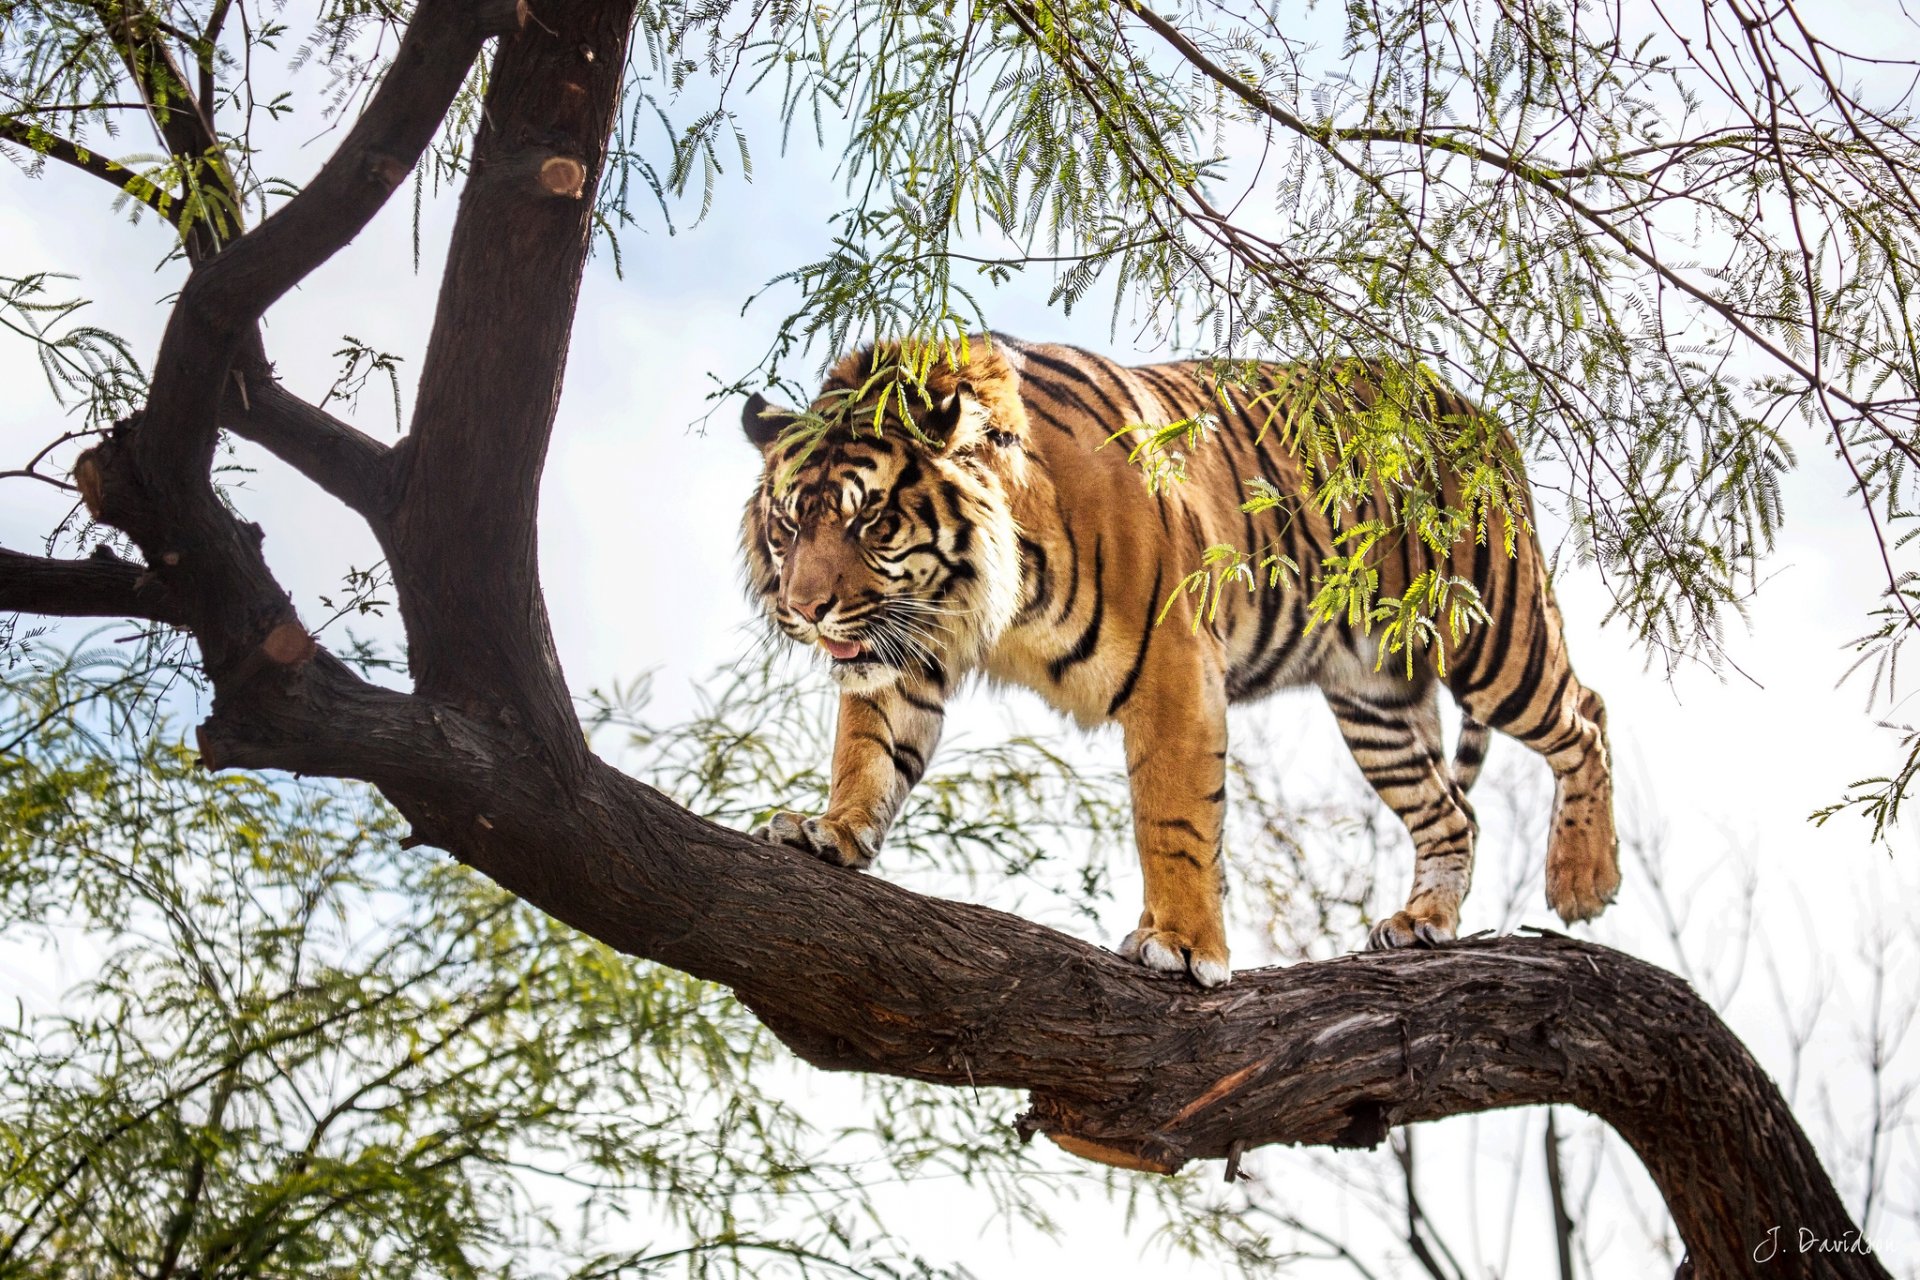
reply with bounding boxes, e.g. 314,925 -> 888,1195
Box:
738,335 -> 1619,987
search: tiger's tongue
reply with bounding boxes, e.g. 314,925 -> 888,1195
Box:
820,637 -> 864,661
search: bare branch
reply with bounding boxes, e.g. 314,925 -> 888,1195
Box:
223,349 -> 394,526
1547,1109 -> 1578,1280
0,546 -> 186,625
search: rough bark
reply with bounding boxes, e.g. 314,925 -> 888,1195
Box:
0,547 -> 187,626
0,2 -> 1890,1277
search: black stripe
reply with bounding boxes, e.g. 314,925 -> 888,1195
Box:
1233,392 -> 1297,690
891,743 -> 927,785
1404,808 -> 1460,839
1461,555 -> 1524,696
1135,365 -> 1191,413
1327,695 -> 1410,734
1022,346 -> 1133,429
1056,518 -> 1082,624
1155,817 -> 1206,839
1486,614 -> 1550,726
1019,368 -> 1104,435
1049,539 -> 1107,681
898,687 -> 946,716
1181,505 -> 1207,556
1016,535 -> 1052,621
1361,766 -> 1437,791
1448,535 -> 1497,678
1511,667 -> 1573,743
1107,562 -> 1164,716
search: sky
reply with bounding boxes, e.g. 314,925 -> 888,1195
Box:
2,4 -> 1918,1276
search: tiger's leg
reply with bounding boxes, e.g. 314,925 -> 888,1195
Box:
1457,667 -> 1618,925
1114,647 -> 1232,988
753,677 -> 945,868
1327,681 -> 1480,949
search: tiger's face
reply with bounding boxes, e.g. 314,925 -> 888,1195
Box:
740,348 -> 1031,694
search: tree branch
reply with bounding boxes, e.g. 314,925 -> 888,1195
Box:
71,0 -> 500,679
0,116 -> 178,220
383,0 -> 636,772
0,546 -> 186,625
223,348 -> 394,526
140,0 -> 496,474
87,0 -> 231,261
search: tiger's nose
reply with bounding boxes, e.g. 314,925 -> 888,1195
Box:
791,593 -> 836,623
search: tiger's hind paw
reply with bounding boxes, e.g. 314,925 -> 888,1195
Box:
1545,848 -> 1620,924
1119,928 -> 1232,988
752,811 -> 880,870
1366,910 -> 1457,951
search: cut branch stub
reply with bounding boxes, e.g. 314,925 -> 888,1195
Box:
538,155 -> 587,198
260,621 -> 317,667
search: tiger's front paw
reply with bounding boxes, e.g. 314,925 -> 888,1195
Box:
752,810 -> 881,870
1366,907 -> 1457,951
1118,926 -> 1232,989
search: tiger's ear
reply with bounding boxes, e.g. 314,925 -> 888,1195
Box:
741,393 -> 800,450
923,381 -> 998,452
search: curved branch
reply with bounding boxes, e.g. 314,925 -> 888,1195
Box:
139,0 -> 499,476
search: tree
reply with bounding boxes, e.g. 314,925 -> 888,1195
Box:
0,1 -> 1909,1276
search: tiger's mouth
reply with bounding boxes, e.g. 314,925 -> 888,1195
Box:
819,636 -> 865,663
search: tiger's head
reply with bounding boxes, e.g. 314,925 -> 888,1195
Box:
740,342 -> 1032,694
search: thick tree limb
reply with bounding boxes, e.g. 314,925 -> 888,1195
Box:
0,546 -> 186,626
384,0 -> 637,773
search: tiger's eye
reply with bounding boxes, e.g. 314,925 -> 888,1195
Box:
865,511 -> 901,543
